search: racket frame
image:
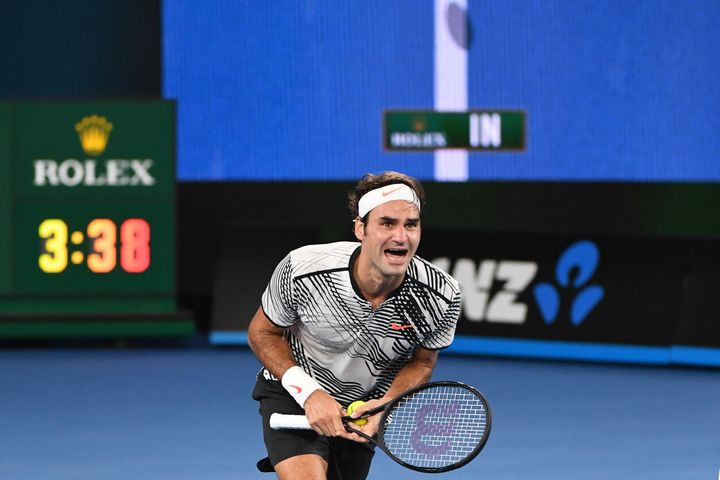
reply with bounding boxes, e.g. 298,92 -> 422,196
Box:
346,380 -> 492,473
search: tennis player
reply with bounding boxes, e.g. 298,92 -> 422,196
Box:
248,171 -> 461,480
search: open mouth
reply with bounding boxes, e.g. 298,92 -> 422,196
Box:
384,247 -> 408,262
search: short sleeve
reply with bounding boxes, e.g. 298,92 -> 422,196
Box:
260,253 -> 297,327
421,284 -> 461,350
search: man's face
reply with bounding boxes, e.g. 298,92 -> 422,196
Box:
354,200 -> 421,278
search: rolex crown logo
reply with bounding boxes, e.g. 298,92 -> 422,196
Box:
75,115 -> 113,156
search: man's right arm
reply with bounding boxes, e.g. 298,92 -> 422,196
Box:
246,306 -> 358,440
247,306 -> 296,378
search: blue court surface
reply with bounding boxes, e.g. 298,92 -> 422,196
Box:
1,345 -> 718,479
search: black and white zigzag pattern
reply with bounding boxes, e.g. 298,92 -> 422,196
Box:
262,241 -> 460,405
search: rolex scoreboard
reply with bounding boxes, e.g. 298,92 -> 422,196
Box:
0,101 -> 193,339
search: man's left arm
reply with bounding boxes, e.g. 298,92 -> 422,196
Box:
348,347 -> 438,441
382,346 -> 438,399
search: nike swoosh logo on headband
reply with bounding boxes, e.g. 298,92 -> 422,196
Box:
382,187 -> 403,197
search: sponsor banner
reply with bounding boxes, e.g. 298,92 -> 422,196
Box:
209,226 -> 720,366
421,230 -> 685,347
13,102 -> 174,195
4,101 -> 176,298
0,101 -> 189,337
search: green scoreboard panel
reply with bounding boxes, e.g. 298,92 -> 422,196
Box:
384,110 -> 526,151
0,101 -> 193,338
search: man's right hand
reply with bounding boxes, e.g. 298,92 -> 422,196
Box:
303,390 -> 365,442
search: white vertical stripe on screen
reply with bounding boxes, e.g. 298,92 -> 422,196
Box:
434,0 -> 468,182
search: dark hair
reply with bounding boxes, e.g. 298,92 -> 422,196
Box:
348,171 -> 425,222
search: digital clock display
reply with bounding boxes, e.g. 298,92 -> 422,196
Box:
39,218 -> 150,274
0,100 -> 180,319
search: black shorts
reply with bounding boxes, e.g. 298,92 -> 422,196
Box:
252,368 -> 375,480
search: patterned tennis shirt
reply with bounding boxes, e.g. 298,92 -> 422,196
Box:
261,241 -> 461,405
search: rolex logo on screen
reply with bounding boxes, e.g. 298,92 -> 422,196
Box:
389,116 -> 448,149
75,115 -> 113,156
32,114 -> 156,187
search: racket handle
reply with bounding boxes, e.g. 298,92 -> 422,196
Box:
270,413 -> 312,430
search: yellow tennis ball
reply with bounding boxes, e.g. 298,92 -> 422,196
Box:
347,400 -> 368,426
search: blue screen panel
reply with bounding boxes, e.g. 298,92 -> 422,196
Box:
163,0 -> 720,182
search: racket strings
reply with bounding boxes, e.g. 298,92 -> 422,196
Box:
381,385 -> 488,469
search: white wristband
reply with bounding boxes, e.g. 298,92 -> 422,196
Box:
281,366 -> 323,408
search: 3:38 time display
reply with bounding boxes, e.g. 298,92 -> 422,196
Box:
38,218 -> 151,274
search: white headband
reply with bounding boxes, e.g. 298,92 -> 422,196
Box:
358,183 -> 421,218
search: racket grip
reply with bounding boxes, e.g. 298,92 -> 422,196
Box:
269,413 -> 312,430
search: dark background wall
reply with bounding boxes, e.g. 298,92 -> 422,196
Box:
0,0 -> 160,97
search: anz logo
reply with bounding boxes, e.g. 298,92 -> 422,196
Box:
431,257 -> 536,324
533,241 -> 605,326
432,240 -> 604,326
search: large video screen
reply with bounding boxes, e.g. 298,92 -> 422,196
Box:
163,1 -> 720,182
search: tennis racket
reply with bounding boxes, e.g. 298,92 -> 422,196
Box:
269,381 -> 491,473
